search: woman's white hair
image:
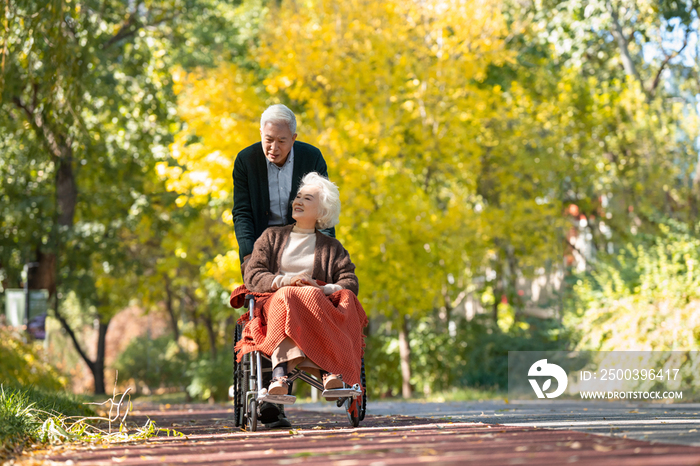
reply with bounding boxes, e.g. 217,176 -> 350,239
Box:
260,104 -> 297,135
298,172 -> 341,229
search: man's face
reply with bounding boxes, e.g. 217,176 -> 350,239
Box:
260,121 -> 297,167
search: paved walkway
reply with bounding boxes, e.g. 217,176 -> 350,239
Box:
301,399 -> 700,447
15,400 -> 700,465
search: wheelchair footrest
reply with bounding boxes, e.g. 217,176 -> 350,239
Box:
321,384 -> 362,398
257,392 -> 296,405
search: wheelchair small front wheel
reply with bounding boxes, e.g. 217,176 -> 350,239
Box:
247,399 -> 258,432
345,397 -> 360,427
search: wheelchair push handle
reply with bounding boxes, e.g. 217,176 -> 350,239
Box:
245,294 -> 255,320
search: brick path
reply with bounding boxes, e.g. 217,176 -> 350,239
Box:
17,405 -> 700,465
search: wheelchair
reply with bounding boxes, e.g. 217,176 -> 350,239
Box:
232,294 -> 367,431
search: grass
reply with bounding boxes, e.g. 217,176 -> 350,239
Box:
0,384 -> 186,463
0,385 -> 94,461
424,387 -> 505,403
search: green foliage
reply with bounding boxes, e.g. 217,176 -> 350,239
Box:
366,314 -> 566,397
114,335 -> 192,391
564,219 -> 700,398
0,327 -> 65,391
412,315 -> 567,392
426,386 -> 503,402
567,220 -> 700,351
0,0 -> 256,395
186,352 -> 233,402
364,331 -> 402,398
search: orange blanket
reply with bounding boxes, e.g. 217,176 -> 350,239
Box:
231,285 -> 368,386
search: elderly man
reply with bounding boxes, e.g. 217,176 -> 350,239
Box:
233,104 -> 334,272
232,104 -> 334,429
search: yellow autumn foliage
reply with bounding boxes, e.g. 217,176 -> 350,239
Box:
164,0 -> 514,317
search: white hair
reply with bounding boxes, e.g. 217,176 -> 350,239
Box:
298,172 -> 340,229
260,104 -> 297,135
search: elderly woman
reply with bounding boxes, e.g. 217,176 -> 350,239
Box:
240,172 -> 366,396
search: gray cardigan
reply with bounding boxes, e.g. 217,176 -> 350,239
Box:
244,225 -> 359,296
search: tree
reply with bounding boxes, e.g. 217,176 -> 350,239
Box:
511,0 -> 700,230
0,0 -> 242,393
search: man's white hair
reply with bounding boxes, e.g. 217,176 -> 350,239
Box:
298,172 -> 340,229
260,104 -> 297,135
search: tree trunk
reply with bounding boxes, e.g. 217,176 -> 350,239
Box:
163,275 -> 180,341
53,300 -> 111,395
492,268 -> 500,324
91,320 -> 109,395
507,245 -> 520,315
691,163 -> 700,220
46,135 -> 111,396
56,153 -> 78,226
203,311 -> 217,359
397,315 -> 412,399
492,297 -> 499,324
192,314 -> 204,358
491,244 -> 503,325
52,147 -> 112,394
30,249 -> 56,294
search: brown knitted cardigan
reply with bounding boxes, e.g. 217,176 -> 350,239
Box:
244,225 -> 359,296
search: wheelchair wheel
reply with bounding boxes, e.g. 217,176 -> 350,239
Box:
343,358 -> 366,427
360,357 -> 367,421
345,396 -> 360,427
233,323 -> 245,427
247,399 -> 258,432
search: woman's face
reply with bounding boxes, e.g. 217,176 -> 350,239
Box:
292,185 -> 321,226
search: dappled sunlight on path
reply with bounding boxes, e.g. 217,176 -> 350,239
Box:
15,404 -> 700,465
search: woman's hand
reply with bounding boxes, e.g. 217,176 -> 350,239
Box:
290,272 -> 321,289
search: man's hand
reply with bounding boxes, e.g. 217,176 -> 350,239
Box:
241,254 -> 252,275
290,272 -> 321,289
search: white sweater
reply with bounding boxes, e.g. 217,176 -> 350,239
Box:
271,226 -> 343,295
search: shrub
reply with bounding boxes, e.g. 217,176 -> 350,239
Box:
0,327 -> 66,391
363,313 -> 566,398
186,351 -> 232,402
114,334 -> 237,401
364,330 -> 402,398
411,314 -> 566,393
567,220 -> 700,351
565,220 -> 700,399
114,335 -> 192,392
